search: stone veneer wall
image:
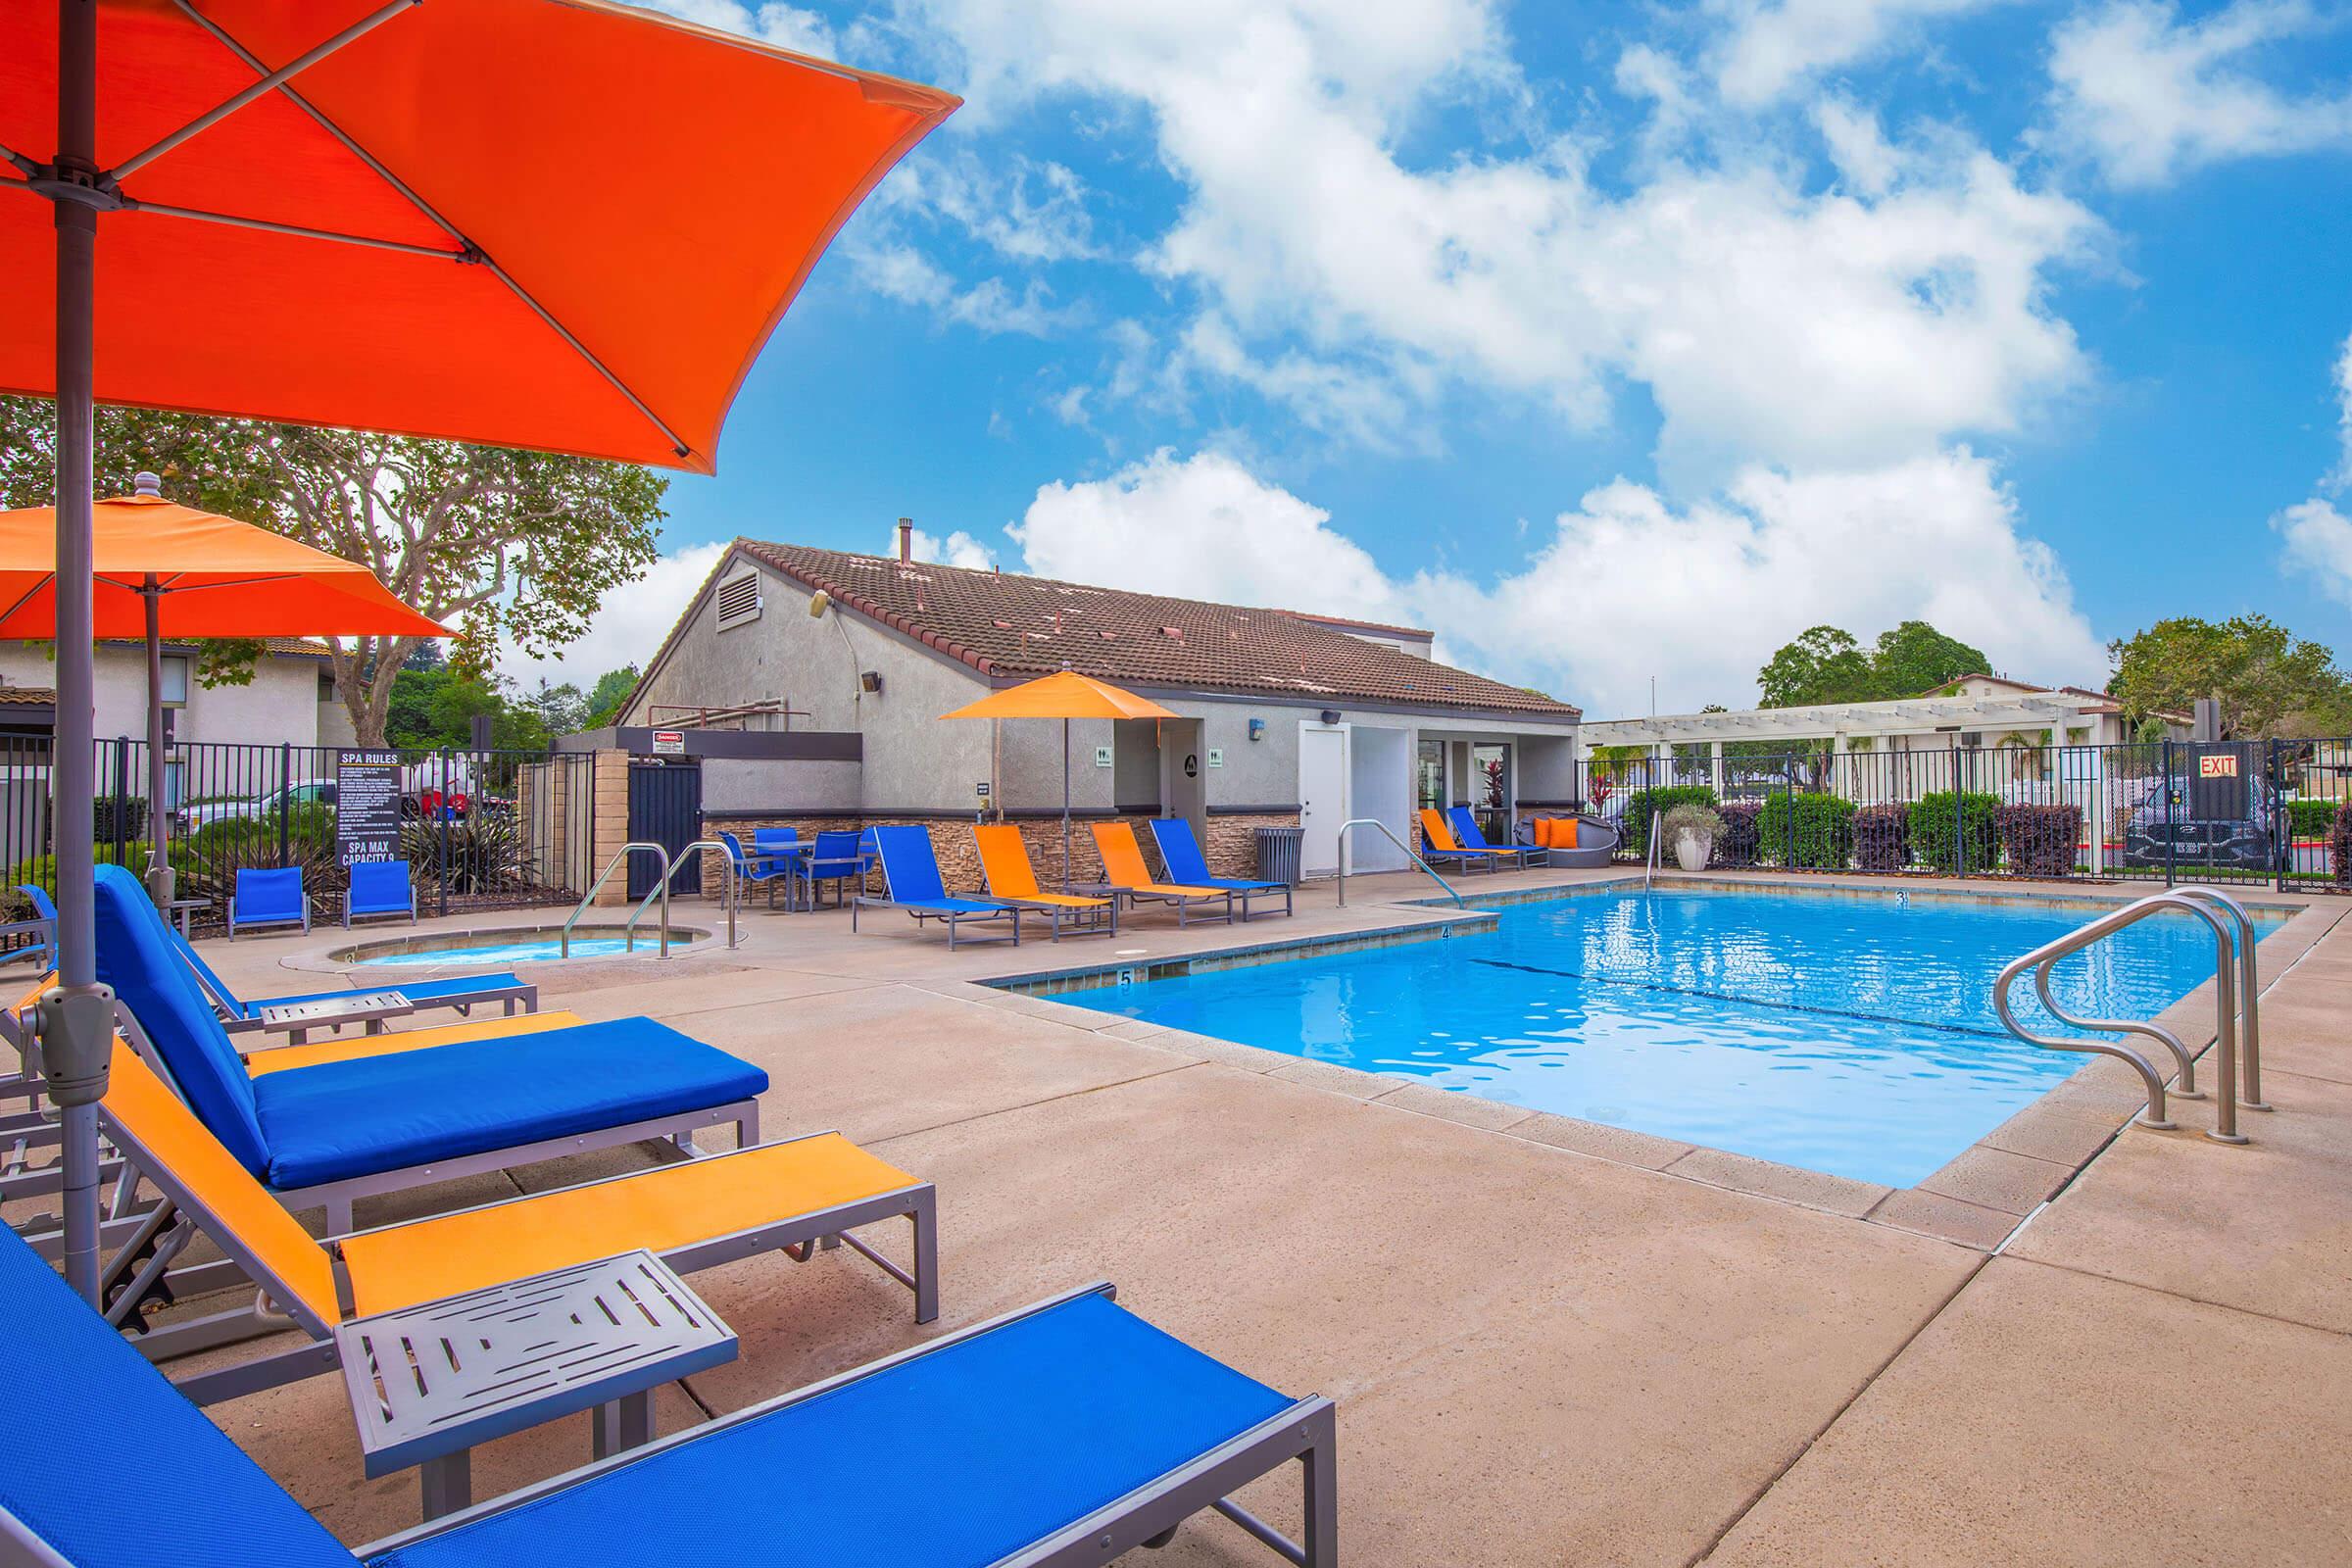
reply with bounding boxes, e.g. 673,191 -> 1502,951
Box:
695,809 -> 1301,898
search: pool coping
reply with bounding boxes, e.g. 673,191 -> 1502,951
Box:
981,874 -> 2345,1250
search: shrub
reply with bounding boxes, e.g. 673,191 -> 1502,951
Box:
1995,803 -> 2082,878
2333,803 -> 2352,889
1852,804 -> 1911,871
1620,785 -> 1717,860
2287,798 -> 2339,841
1755,792 -> 1856,869
1712,802 -> 1762,866
91,795 -> 151,844
403,812 -> 525,896
1907,791 -> 2000,873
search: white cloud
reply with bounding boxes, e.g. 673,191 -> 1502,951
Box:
849,243 -> 1080,336
1004,448 -> 2103,713
647,1 -> 838,57
499,540 -> 729,694
2044,0 -> 2352,186
883,152 -> 1104,264
1812,96 -> 1902,195
2275,496 -> 2352,608
1710,0 -> 2006,107
1008,449 -> 1413,623
909,0 -> 2097,484
2332,329 -> 2352,491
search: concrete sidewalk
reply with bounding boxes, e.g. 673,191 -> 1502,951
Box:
172,870 -> 2352,1564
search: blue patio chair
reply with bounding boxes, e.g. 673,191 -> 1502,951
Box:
92,864 -> 765,1233
167,925 -> 535,1036
1147,818 -> 1294,920
802,828 -> 866,909
0,1216 -> 1337,1568
753,826 -> 799,854
10,883 -> 57,970
1446,807 -> 1546,868
228,866 -> 310,939
342,859 -> 417,928
719,831 -> 797,909
853,824 -> 1022,949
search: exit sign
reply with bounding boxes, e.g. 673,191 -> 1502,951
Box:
2197,754 -> 2237,778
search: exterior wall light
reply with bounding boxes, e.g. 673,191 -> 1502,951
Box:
1249,717 -> 1265,741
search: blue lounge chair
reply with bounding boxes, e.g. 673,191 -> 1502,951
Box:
1147,818 -> 1294,919
854,824 -> 1022,949
228,865 -> 309,938
1446,807 -> 1546,868
92,865 -> 764,1232
802,828 -> 866,909
342,859 -> 418,927
167,925 -> 536,1038
10,883 -> 57,970
719,831 -> 798,909
0,1217 -> 1337,1568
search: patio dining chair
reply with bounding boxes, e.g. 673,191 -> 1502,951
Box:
801,829 -> 867,909
719,831 -> 798,909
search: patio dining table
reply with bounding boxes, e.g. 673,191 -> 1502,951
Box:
742,835 -> 878,912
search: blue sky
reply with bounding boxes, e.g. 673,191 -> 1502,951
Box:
514,0 -> 2352,718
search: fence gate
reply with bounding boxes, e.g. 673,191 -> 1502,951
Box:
625,760 -> 703,898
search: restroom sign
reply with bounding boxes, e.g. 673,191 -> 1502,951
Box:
2197,754 -> 2237,779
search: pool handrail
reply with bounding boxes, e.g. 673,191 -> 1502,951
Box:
2171,885 -> 2267,1111
1335,818 -> 1463,907
1643,809 -> 1662,892
1992,888 -> 2262,1143
673,838 -> 742,951
560,842 -> 674,958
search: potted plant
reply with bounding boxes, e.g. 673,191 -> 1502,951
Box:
1661,803 -> 1724,871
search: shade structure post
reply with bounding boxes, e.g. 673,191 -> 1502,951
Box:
142,566 -> 174,906
45,0 -> 116,1310
1062,715 -> 1072,886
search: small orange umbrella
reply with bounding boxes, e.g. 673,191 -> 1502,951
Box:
0,476 -> 450,900
944,671 -> 1179,882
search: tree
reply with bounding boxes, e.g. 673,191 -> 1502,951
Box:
1754,619 -> 1991,708
1870,620 -> 1989,697
1756,626 -> 1873,707
1,398 -> 665,745
2108,614 -> 2352,738
584,665 -> 639,728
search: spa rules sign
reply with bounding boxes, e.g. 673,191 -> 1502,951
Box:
336,750 -> 402,865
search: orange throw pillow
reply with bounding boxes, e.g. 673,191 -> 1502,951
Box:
1557,818 -> 1579,850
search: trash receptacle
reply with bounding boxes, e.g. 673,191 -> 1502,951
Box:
1254,825 -> 1304,886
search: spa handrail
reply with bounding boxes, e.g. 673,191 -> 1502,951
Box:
1992,888 -> 2261,1144
561,841 -> 674,958
672,838 -> 742,951
1335,818 -> 1463,907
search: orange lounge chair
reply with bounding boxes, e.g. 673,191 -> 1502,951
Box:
973,826 -> 1118,939
1086,823 -> 1236,925
1416,809 -> 1502,872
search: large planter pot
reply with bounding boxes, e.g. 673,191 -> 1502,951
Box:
1674,833 -> 1710,872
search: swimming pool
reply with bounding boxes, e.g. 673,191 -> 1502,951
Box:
1050,886 -> 2287,1187
337,923 -> 707,967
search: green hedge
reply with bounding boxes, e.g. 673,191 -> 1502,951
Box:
1755,793 -> 1855,869
2287,799 -> 2339,840
1619,785 -> 1717,860
1908,791 -> 2000,873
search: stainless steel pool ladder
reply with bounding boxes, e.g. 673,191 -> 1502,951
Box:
561,839 -> 743,958
1335,818 -> 1463,907
1643,809 -> 1662,892
1991,887 -> 2267,1144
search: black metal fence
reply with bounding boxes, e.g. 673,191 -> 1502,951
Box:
0,738 -> 596,933
1571,737 -> 2352,891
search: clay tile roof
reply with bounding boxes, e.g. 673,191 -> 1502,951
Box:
738,542 -> 1580,718
0,686 -> 56,705
91,636 -> 334,659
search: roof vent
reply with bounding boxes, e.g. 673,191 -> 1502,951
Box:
1159,625 -> 1182,638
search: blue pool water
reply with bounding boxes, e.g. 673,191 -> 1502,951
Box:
356,937 -> 676,966
1054,887 -> 2285,1187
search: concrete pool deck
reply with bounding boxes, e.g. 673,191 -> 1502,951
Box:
150,866 -> 2352,1563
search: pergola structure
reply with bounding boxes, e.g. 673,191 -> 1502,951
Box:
1583,693 -> 2088,750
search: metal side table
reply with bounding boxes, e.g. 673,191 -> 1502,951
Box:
333,1250 -> 737,1521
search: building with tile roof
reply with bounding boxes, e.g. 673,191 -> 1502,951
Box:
0,634 -> 355,766
614,533 -> 1584,876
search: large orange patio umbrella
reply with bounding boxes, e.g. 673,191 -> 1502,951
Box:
944,670 -> 1179,883
6,0 -> 956,1302
0,477 -> 451,902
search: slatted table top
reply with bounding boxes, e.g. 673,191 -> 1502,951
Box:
333,1250 -> 737,1477
257,990 -> 413,1029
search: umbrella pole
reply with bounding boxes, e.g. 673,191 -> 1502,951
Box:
1062,716 -> 1072,886
45,0 -> 114,1308
144,577 -> 174,906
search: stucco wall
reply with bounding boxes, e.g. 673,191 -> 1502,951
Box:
0,642 -> 333,749
701,756 -> 862,812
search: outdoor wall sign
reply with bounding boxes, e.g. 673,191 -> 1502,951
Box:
335,749 -> 401,865
651,730 -> 686,756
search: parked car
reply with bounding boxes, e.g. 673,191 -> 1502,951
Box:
173,779 -> 337,834
2119,771 -> 2278,872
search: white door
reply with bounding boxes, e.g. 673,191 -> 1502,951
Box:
1299,723 -> 1348,877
